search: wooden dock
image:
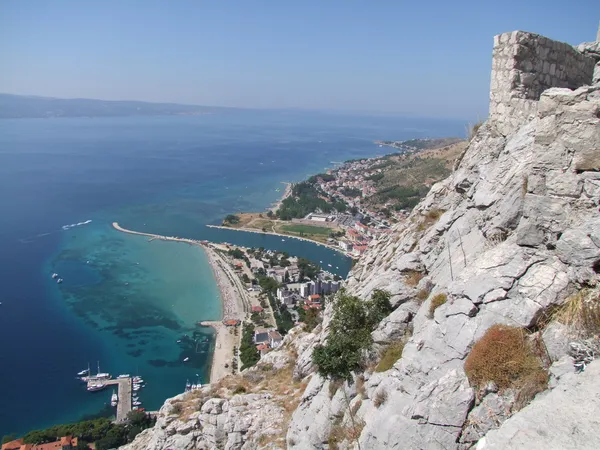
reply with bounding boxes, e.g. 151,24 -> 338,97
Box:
88,378 -> 132,422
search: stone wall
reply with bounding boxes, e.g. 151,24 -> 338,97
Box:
489,31 -> 596,135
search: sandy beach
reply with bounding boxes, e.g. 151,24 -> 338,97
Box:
111,222 -> 248,384
269,182 -> 292,213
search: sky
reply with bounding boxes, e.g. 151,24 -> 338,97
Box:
1,1 -> 598,119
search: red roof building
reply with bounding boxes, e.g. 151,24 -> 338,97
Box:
353,245 -> 368,255
251,305 -> 264,313
308,294 -> 321,302
1,439 -> 24,450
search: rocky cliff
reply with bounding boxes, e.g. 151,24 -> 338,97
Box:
122,28 -> 600,450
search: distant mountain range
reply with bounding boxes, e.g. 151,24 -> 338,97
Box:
0,94 -> 233,119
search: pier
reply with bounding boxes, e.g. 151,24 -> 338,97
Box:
88,378 -> 132,422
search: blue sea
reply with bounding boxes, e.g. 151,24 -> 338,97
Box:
0,110 -> 465,437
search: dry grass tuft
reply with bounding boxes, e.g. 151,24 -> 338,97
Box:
375,341 -> 405,372
468,121 -> 483,141
465,325 -> 548,398
553,289 -> 600,336
346,418 -> 365,442
328,420 -> 345,450
428,293 -> 447,318
416,287 -> 430,303
521,175 -> 529,197
350,398 -> 362,417
328,379 -> 342,399
416,208 -> 445,232
373,389 -> 388,408
356,375 -> 366,398
404,270 -> 424,287
170,401 -> 183,415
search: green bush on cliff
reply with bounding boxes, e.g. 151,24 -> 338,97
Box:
312,290 -> 392,380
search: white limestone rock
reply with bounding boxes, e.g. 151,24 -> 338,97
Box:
476,360 -> 600,450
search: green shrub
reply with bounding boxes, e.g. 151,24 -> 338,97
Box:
312,291 -> 392,381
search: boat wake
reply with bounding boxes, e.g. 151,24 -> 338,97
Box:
19,219 -> 93,243
62,219 -> 92,230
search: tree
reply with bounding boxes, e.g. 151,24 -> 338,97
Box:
312,290 -> 393,381
224,214 -> 240,224
366,290 -> 393,327
75,440 -> 91,450
2,434 -> 16,445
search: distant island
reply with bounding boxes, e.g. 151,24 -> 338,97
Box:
0,93 -> 235,119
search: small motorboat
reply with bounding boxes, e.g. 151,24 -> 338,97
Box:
133,401 -> 142,406
183,357 -> 190,362
77,368 -> 90,376
51,273 -> 59,279
111,390 -> 118,407
57,278 -> 63,284
117,374 -> 130,379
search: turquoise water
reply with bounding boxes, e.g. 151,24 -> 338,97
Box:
0,111 -> 465,436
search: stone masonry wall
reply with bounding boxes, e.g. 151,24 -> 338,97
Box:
489,31 -> 595,135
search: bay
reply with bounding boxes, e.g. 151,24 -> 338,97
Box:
0,110 -> 465,437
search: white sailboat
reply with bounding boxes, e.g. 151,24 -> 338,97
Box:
77,363 -> 90,377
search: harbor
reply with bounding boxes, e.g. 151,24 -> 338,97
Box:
77,364 -> 146,423
98,378 -> 132,423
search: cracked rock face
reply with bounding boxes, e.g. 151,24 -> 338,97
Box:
287,69 -> 600,450
119,391 -> 287,450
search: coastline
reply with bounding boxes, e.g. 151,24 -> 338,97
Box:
269,182 -> 292,213
205,224 -> 353,257
111,222 -> 246,384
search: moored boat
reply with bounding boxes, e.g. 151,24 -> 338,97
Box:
111,389 -> 118,406
87,383 -> 106,392
117,374 -> 130,379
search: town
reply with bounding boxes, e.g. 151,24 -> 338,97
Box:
217,138 -> 465,258
209,243 -> 343,369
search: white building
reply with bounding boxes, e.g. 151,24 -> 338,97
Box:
338,240 -> 352,252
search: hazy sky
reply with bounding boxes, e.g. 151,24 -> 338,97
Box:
1,1 -> 598,119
